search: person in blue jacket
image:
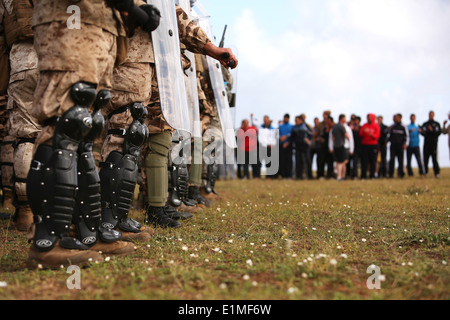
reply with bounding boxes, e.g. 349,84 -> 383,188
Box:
407,114 -> 425,177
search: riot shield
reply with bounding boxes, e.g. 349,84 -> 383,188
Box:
148,0 -> 191,135
192,2 -> 237,148
176,0 -> 202,139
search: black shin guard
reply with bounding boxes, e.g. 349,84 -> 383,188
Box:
28,144 -> 87,252
72,145 -> 102,247
73,89 -> 118,246
100,151 -> 140,234
205,164 -> 218,194
169,163 -> 189,207
100,103 -> 148,235
27,82 -> 98,252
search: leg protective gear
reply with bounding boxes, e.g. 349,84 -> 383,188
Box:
27,144 -> 87,252
27,82 -> 97,252
169,162 -> 189,207
72,148 -> 103,247
54,83 -> 97,151
124,102 -> 149,158
100,151 -> 140,234
145,131 -> 171,208
168,135 -> 193,207
204,164 -> 219,194
74,89 -> 119,245
100,102 -> 148,235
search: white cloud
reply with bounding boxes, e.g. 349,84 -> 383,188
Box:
229,0 -> 450,166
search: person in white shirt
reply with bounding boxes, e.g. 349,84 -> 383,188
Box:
329,115 -> 354,181
251,114 -> 279,178
443,112 -> 450,161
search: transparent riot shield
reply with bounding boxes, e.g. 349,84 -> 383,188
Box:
175,0 -> 202,139
192,2 -> 237,148
148,0 -> 191,136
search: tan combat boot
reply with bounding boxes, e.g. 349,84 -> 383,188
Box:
200,187 -> 220,201
89,240 -> 136,257
2,189 -> 15,213
27,244 -> 104,270
13,204 -> 33,232
121,226 -> 155,242
178,202 -> 203,214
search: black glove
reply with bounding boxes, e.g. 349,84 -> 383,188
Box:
107,0 -> 134,12
199,100 -> 205,114
140,4 -> 161,33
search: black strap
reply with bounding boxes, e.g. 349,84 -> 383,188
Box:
17,199 -> 29,206
0,162 -> 14,166
42,116 -> 58,127
107,105 -> 130,120
16,137 -> 36,146
13,177 -> 28,183
108,129 -> 127,136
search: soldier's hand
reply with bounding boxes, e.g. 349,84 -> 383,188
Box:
204,42 -> 238,69
108,0 -> 134,11
140,4 -> 161,33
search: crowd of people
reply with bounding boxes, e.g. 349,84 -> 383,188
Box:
235,110 -> 450,181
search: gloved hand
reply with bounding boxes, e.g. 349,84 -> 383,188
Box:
107,0 -> 134,12
199,100 -> 205,114
140,4 -> 161,33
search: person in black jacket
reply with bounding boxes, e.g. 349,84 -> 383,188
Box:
420,111 -> 442,178
291,116 -> 313,179
377,116 -> 389,178
388,114 -> 409,178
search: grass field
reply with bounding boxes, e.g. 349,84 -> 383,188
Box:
0,169 -> 449,300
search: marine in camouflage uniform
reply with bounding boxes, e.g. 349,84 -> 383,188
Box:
99,0 -> 159,239
0,2 -> 12,216
194,53 -> 225,201
185,53 -> 216,205
0,0 -> 40,232
26,0 -> 157,269
143,4 -> 237,228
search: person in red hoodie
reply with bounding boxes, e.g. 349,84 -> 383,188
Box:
360,114 -> 381,179
237,119 -> 259,179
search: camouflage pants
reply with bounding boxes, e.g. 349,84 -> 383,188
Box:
32,22 -> 117,148
101,62 -> 153,161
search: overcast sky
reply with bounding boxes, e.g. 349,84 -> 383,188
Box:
199,0 -> 450,167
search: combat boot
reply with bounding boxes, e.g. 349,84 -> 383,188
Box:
178,202 -> 202,214
1,189 -> 15,213
146,206 -> 181,229
200,187 -> 220,201
26,243 -> 104,270
189,186 -> 212,208
121,226 -> 155,242
89,240 -> 136,257
164,203 -> 193,220
12,204 -> 33,232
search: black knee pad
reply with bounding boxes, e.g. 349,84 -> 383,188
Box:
124,103 -> 149,158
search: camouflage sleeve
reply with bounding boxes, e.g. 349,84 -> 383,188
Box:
176,5 -> 210,55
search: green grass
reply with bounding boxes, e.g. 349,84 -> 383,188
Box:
0,169 -> 449,300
